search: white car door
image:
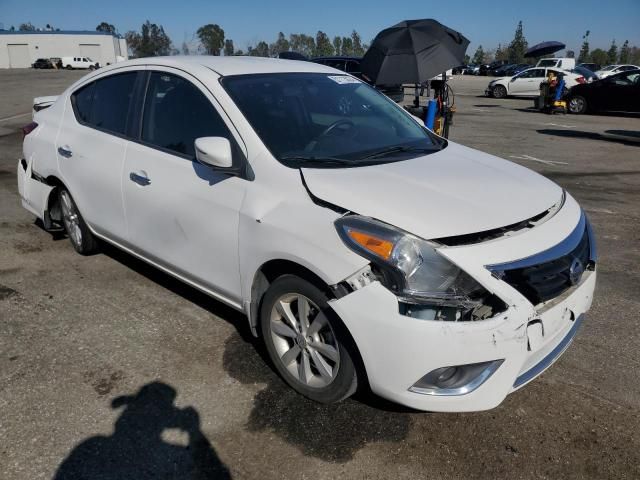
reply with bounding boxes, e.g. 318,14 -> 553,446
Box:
509,68 -> 546,96
122,69 -> 248,303
56,69 -> 142,243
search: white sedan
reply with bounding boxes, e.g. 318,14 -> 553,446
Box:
594,64 -> 640,79
17,56 -> 596,412
486,67 -> 585,98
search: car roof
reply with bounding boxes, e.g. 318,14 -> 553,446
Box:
97,56 -> 339,77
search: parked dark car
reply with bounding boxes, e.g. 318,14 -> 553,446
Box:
32,58 -> 53,69
568,69 -> 640,114
490,63 -> 514,76
312,56 -> 405,103
480,60 -> 509,76
578,63 -> 600,73
452,64 -> 466,74
504,63 -> 530,76
571,66 -> 598,82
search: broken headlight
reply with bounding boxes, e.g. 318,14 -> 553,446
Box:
335,216 -> 489,309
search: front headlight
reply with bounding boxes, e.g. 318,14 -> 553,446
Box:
335,216 -> 488,308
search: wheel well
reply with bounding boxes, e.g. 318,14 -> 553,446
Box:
44,176 -> 65,226
249,259 -> 334,335
249,259 -> 370,391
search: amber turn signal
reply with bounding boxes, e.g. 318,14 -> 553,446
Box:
346,229 -> 394,260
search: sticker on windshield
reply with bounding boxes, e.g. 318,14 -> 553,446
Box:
327,75 -> 361,84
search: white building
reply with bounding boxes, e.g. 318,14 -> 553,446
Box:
0,30 -> 128,68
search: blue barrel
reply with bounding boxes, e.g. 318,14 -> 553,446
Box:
425,99 -> 438,130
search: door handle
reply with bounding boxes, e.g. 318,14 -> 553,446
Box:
57,145 -> 73,158
129,171 -> 151,186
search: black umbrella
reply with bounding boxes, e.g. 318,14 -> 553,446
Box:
525,41 -> 565,58
361,19 -> 470,85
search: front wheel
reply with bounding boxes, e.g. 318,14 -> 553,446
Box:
492,85 -> 507,98
59,188 -> 99,255
260,275 -> 358,404
568,95 -> 587,114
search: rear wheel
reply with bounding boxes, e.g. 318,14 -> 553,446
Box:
568,95 -> 587,114
260,275 -> 358,404
492,85 -> 507,98
65,64 -> 72,70
59,188 -> 99,255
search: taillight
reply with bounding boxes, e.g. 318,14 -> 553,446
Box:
22,122 -> 38,137
576,76 -> 586,84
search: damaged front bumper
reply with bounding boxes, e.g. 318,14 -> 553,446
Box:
328,193 -> 596,412
329,271 -> 595,412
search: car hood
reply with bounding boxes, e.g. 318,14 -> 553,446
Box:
301,141 -> 562,240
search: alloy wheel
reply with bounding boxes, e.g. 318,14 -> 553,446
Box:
269,293 -> 340,388
60,190 -> 82,248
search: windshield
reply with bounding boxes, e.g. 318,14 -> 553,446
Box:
601,65 -> 617,71
222,73 -> 443,168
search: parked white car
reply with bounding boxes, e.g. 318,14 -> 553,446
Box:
486,67 -> 585,98
61,56 -> 100,70
594,64 -> 640,79
17,57 -> 596,412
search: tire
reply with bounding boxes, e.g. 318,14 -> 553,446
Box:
65,65 -> 72,70
58,188 -> 99,255
260,275 -> 358,404
492,85 -> 507,99
568,95 -> 587,114
89,65 -> 95,71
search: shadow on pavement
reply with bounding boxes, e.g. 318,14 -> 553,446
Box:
53,382 -> 231,479
537,129 -> 640,146
223,332 -> 412,463
97,243 -> 412,464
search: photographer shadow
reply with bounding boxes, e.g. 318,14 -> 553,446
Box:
53,382 -> 231,479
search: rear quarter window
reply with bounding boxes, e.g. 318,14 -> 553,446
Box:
71,72 -> 138,136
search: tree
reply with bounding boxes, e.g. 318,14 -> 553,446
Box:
235,49 -> 244,56
315,31 -> 334,57
341,37 -> 354,56
507,20 -> 528,64
269,32 -> 290,57
618,39 -> 630,63
463,54 -> 470,64
19,22 -> 36,31
351,30 -> 365,56
578,30 -> 590,63
472,45 -> 485,64
96,22 -> 116,34
589,48 -> 607,67
249,41 -> 269,57
629,46 -> 640,65
224,39 -> 234,57
289,33 -> 315,57
9,25 -> 15,31
606,40 -> 617,64
197,24 -> 225,55
494,43 -> 508,62
333,36 -> 342,56
566,50 -> 575,59
181,42 -> 190,55
125,21 -> 172,58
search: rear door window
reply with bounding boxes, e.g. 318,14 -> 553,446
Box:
140,72 -> 233,158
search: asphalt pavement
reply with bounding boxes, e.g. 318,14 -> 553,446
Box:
1,70 -> 639,479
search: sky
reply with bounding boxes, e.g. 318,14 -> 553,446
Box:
1,0 -> 639,55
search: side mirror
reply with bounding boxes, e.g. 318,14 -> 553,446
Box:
194,137 -> 233,169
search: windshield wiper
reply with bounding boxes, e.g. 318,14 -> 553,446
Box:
359,145 -> 438,160
279,155 -> 356,167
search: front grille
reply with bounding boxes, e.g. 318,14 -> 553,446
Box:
499,226 -> 592,305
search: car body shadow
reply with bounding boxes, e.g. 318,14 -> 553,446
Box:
537,129 -> 640,146
53,381 -> 231,479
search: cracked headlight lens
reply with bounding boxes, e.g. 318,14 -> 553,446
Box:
335,216 -> 488,308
